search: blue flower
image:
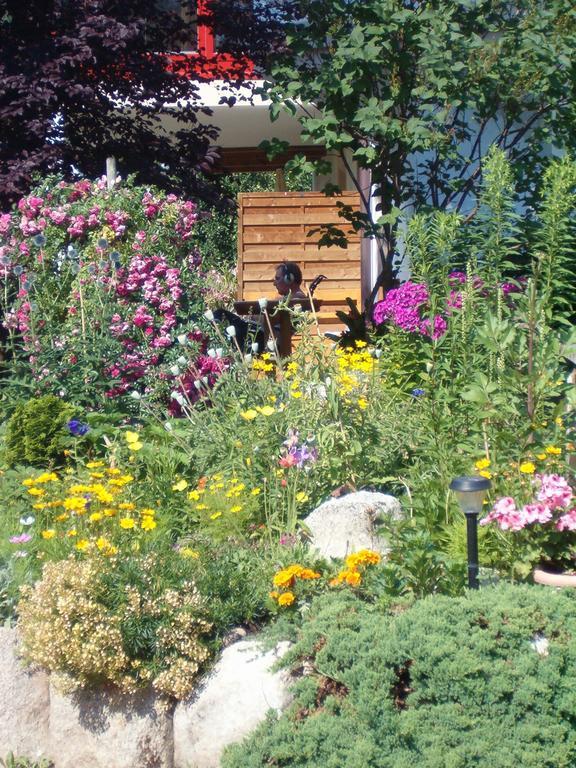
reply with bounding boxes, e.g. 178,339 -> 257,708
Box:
68,419 -> 89,437
411,388 -> 425,397
33,234 -> 46,247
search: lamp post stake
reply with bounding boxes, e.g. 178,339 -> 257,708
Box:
465,511 -> 479,589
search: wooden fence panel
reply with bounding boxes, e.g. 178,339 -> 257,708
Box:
237,191 -> 361,331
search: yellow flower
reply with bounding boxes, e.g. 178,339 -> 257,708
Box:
75,539 -> 90,551
196,503 -> 208,510
256,405 -> 276,417
251,488 -> 261,496
96,537 -> 110,551
519,461 -> 536,474
89,512 -> 103,522
290,391 -> 303,399
106,468 -> 121,475
187,490 -> 201,501
27,488 -> 45,497
22,478 -> 35,487
127,441 -> 143,451
230,505 -> 243,513
41,529 -> 56,540
555,417 -> 564,427
295,492 -> 309,503
210,512 -> 222,520
277,592 -> 296,607
240,409 -> 258,421
119,517 -> 136,529
478,470 -> 492,479
64,496 -> 88,512
172,479 -> 189,492
141,517 -> 157,531
125,430 -> 140,443
118,502 -> 135,510
536,453 -> 547,461
474,458 -> 491,470
355,339 -> 367,348
545,445 -> 562,455
32,503 -> 48,510
179,547 -> 199,559
140,508 -> 156,517
55,513 -> 69,522
66,529 -> 77,537
86,461 -> 105,469
245,457 -> 252,467
357,397 -> 368,410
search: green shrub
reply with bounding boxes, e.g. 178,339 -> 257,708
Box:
4,396 -> 75,467
223,585 -> 576,768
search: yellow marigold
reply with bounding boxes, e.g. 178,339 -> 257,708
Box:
277,592 -> 296,607
273,564 -> 304,589
41,529 -> 56,540
345,549 -> 381,568
119,517 -> 136,529
141,517 -> 157,531
519,461 -> 536,474
22,478 -> 35,487
89,512 -> 103,522
269,590 -> 280,600
474,458 -> 491,470
342,570 -> 362,586
298,568 -> 321,580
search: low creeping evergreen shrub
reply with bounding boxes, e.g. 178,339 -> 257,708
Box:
4,395 -> 75,467
223,585 -> 576,768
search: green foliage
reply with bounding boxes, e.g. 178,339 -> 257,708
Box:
224,585 -> 576,768
262,0 -> 576,287
4,396 -> 75,467
0,755 -> 53,768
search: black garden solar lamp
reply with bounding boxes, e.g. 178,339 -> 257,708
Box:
449,476 -> 492,589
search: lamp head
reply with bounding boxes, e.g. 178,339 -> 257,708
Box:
450,475 -> 491,516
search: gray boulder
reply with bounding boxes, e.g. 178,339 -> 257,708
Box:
173,640 -> 292,768
49,683 -> 174,768
0,626 -> 50,760
302,490 -> 402,560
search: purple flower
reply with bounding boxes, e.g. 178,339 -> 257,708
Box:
68,419 -> 89,437
9,533 -> 32,545
411,388 -> 425,397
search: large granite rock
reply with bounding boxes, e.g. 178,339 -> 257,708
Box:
303,490 -> 402,559
0,627 -> 50,759
173,640 -> 292,768
49,683 -> 174,768
0,626 -> 50,760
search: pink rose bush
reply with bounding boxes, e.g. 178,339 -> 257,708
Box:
481,474 -> 576,572
0,177 -> 228,409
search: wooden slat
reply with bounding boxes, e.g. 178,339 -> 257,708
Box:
238,192 -> 361,329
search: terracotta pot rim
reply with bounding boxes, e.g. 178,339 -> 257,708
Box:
533,567 -> 576,587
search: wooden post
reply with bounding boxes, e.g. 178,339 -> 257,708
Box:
106,157 -> 117,190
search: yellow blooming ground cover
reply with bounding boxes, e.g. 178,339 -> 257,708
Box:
173,472 -> 263,540
17,461 -> 159,559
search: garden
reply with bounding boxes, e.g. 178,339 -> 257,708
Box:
0,141 -> 575,767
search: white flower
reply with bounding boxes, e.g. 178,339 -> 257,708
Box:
164,422 -> 173,432
193,380 -> 202,390
372,349 -> 382,359
204,309 -> 215,322
201,376 -> 208,385
170,365 -> 180,376
177,334 -> 188,346
251,341 -> 260,353
129,391 -> 142,400
258,298 -> 268,310
216,347 -> 224,357
207,348 -> 217,358
266,339 -> 276,351
225,325 -> 236,338
20,516 -> 35,526
170,391 -> 185,405
325,376 -> 332,386
244,354 -> 253,363
177,356 -> 187,366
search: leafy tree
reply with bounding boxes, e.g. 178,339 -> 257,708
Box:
258,0 -> 576,298
0,0 -> 255,208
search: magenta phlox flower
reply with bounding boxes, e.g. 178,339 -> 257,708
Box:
419,315 -> 447,340
373,281 -> 429,331
536,474 -> 573,510
9,533 -> 32,544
